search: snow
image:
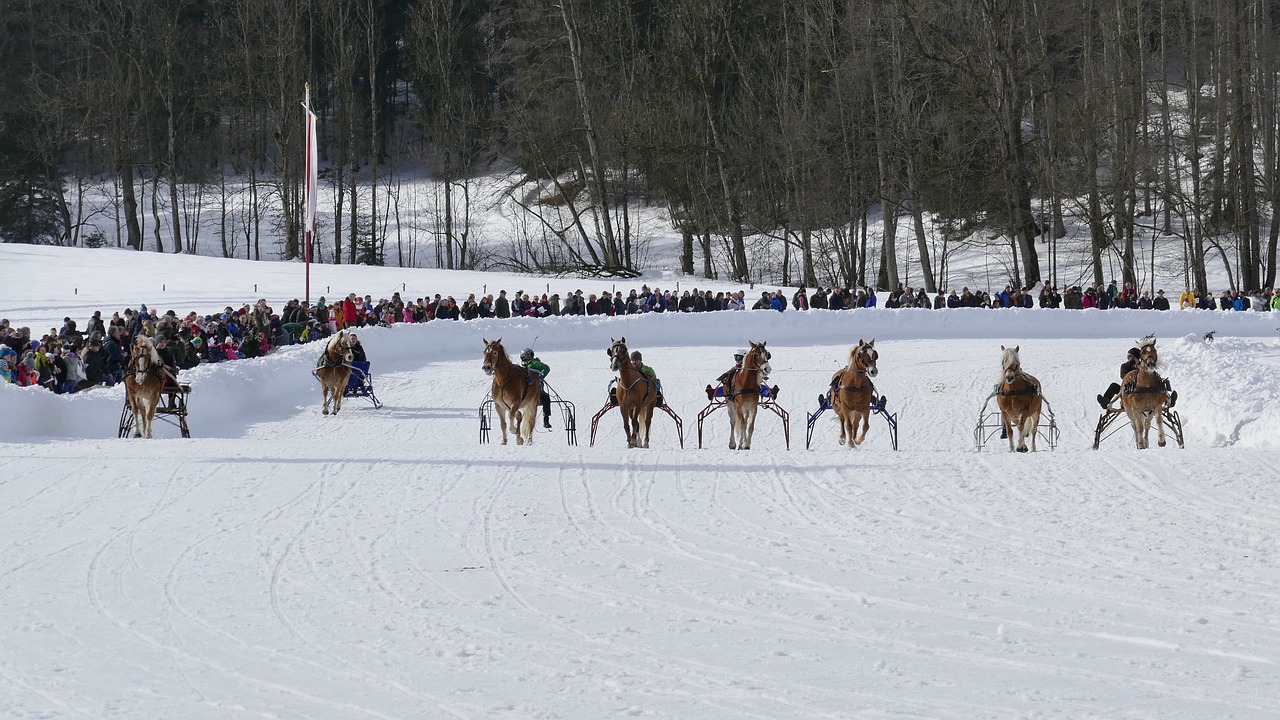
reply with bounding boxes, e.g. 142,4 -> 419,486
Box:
3,245 -> 1280,718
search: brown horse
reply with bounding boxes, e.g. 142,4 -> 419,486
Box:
125,335 -> 166,438
727,341 -> 771,450
315,330 -> 354,415
995,345 -> 1043,453
1120,337 -> 1169,449
832,339 -> 878,448
608,337 -> 657,448
482,338 -> 541,445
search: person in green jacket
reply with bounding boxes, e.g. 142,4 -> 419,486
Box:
520,348 -> 553,428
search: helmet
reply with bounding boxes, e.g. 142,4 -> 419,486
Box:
734,349 -> 745,362
630,350 -> 642,361
1127,347 -> 1141,359
520,348 -> 534,362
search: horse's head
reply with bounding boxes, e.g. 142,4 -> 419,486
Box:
327,330 -> 353,363
853,339 -> 879,378
482,338 -> 504,376
1000,345 -> 1021,384
608,337 -> 628,372
1138,337 -> 1159,371
133,335 -> 160,369
744,341 -> 772,378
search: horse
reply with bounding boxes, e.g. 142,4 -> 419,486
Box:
608,337 -> 658,448
1120,337 -> 1169,449
995,345 -> 1043,453
727,341 -> 772,450
315,330 -> 354,415
482,338 -> 541,445
831,339 -> 878,448
125,335 -> 167,438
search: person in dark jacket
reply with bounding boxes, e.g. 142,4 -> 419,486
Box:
495,290 -> 511,319
1098,347 -> 1142,409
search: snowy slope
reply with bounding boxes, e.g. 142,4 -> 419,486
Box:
2,246 -> 1280,719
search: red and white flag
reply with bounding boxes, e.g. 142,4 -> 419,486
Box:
304,86 -> 318,238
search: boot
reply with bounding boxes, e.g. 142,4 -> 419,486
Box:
1097,393 -> 1108,409
543,415 -> 552,429
770,385 -> 780,399
1168,390 -> 1177,409
705,384 -> 716,402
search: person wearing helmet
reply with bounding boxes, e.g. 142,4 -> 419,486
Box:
520,347 -> 553,428
706,348 -> 775,402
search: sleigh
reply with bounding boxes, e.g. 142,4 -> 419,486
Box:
479,379 -> 577,445
343,360 -> 382,409
696,386 -> 790,449
973,391 -> 1060,451
805,390 -> 899,450
118,383 -> 192,439
588,395 -> 685,448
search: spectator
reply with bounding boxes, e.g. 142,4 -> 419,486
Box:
1153,290 -> 1170,311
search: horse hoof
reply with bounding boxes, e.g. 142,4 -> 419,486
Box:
1158,440 -> 1166,447
1017,446 -> 1028,453
323,409 -> 329,415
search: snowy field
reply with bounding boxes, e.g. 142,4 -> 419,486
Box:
3,246 -> 1280,718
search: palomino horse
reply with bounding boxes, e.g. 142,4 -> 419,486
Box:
832,339 -> 879,448
608,337 -> 658,448
995,345 -> 1043,453
125,335 -> 167,438
315,330 -> 354,415
482,338 -> 541,445
1120,337 -> 1169,449
727,341 -> 772,450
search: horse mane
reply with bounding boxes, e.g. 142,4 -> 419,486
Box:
847,342 -> 862,368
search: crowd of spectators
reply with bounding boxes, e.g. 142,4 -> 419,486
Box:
4,279 -> 1278,392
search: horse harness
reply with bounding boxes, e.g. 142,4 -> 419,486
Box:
835,367 -> 876,395
996,373 -> 1040,398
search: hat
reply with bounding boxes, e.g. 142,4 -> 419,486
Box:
630,350 -> 643,361
1128,347 -> 1141,358
1157,289 -> 1165,294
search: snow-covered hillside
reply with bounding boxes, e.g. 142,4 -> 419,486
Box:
2,246 -> 1279,718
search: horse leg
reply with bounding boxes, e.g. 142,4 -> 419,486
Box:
732,399 -> 742,445
622,407 -> 635,448
1155,409 -> 1167,447
856,409 -> 870,446
497,403 -> 510,445
1015,414 -> 1032,453
331,387 -> 342,416
1027,413 -> 1039,452
743,403 -> 758,450
1003,413 -> 1015,452
139,397 -> 153,439
322,385 -> 331,415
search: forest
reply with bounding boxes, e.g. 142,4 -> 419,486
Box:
1,0 -> 1279,293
